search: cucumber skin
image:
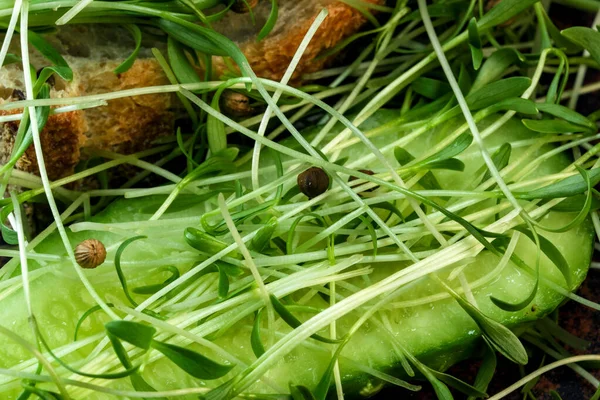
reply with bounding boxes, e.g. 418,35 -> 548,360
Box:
0,114 -> 595,399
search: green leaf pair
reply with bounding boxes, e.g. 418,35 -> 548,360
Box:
106,320 -> 235,380
438,278 -> 528,365
522,103 -> 597,135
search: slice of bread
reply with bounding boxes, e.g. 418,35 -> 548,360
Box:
0,0 -> 381,180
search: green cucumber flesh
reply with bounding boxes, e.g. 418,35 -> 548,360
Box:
0,113 -> 592,399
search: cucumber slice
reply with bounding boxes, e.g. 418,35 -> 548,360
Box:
0,114 -> 592,399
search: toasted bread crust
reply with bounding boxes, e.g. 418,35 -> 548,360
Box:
81,59 -> 175,154
0,108 -> 86,180
214,0 -> 383,80
1,1 -> 379,182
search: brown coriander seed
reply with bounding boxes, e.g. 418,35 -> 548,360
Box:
219,90 -> 254,118
12,89 -> 25,101
298,167 -> 329,199
231,0 -> 259,14
75,239 -> 107,269
349,169 -> 376,192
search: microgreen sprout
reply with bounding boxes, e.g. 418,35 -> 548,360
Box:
2,0 -> 600,399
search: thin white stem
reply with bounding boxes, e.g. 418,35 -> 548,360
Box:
0,0 -> 22,68
19,2 -> 117,320
251,9 -> 328,195
217,193 -> 275,345
417,0 -> 524,216
9,192 -> 33,317
55,0 -> 95,24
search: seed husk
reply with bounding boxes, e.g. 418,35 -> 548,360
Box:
220,90 -> 254,118
298,167 -> 329,199
75,239 -> 107,269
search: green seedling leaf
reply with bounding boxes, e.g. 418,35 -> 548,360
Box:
468,18 -> 483,70
257,0 -> 279,41
548,194 -> 600,212
1,205 -> 18,245
561,27 -> 600,65
487,98 -> 538,115
421,132 -> 473,165
270,294 -> 343,344
397,133 -> 472,174
538,7 -> 581,53
151,340 -> 235,380
400,93 -> 453,122
17,385 -> 61,400
271,149 -> 284,204
115,236 -> 147,307
158,19 -> 229,57
182,148 -> 238,186
532,166 -> 593,233
358,215 -> 378,257
108,332 -> 133,368
550,390 -> 563,400
424,158 -> 465,171
467,343 -> 496,400
491,222 -> 543,312
215,261 -> 244,277
440,279 -> 528,364
217,264 -> 229,298
207,88 -> 228,154
4,53 -> 21,65
371,202 -> 405,223
114,25 -> 142,74
168,36 -> 202,84
251,308 -> 266,358
537,318 -> 590,350
287,213 -> 335,263
394,146 -> 414,165
107,331 -> 162,400
185,227 -> 230,254
74,303 -> 115,341
430,369 -> 487,397
251,217 -> 278,253
536,103 -> 596,132
105,321 -> 157,350
289,384 -> 316,400
412,77 -> 451,99
513,225 -> 571,287
466,77 -> 531,110
478,0 -> 539,30
536,7 -> 581,53
394,148 -> 443,190
27,30 -> 72,81
33,319 -> 139,380
202,199 -> 273,237
514,168 -> 600,199
397,346 -> 453,400
130,373 -> 166,400
471,48 -> 523,92
491,278 -> 538,311
133,266 -> 180,295
457,63 -> 473,94
480,143 -> 512,185
419,171 -> 443,190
